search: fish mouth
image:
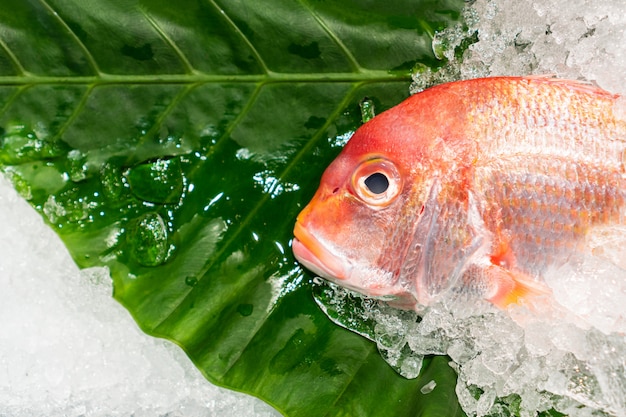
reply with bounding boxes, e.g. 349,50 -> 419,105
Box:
293,222 -> 417,308
292,222 -> 349,281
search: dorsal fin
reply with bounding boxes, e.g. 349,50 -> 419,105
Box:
522,75 -> 619,98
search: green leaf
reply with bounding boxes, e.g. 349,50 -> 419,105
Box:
0,1 -> 466,416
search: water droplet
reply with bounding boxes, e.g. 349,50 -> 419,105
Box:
185,276 -> 198,287
203,192 -> 224,212
42,195 -> 67,224
200,124 -> 220,142
274,241 -> 286,256
100,161 -> 126,202
4,170 -> 32,200
67,149 -> 88,182
237,303 -> 253,317
126,158 -> 184,204
359,98 -> 376,123
328,131 -> 353,148
235,148 -> 253,160
129,212 -> 169,266
252,170 -> 300,198
0,124 -> 67,164
42,189 -> 98,225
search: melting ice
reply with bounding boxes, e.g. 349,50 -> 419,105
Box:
318,1 -> 626,416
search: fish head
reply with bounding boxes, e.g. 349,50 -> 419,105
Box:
293,153 -> 415,306
292,99 -> 448,308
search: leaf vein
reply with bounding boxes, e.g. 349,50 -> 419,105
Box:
296,0 -> 364,73
0,37 -> 27,76
208,82 -> 266,154
208,0 -> 270,75
37,0 -> 102,76
0,86 -> 30,118
133,83 -> 197,153
0,71 -> 409,86
321,345 -> 379,417
50,85 -> 95,142
140,8 -> 197,75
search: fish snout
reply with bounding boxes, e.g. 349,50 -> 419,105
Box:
292,221 -> 349,281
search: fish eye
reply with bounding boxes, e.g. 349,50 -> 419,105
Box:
351,157 -> 402,208
364,172 -> 389,194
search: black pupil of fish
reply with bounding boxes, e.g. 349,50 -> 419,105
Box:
364,172 -> 389,194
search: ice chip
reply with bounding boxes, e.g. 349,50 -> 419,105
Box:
447,339 -> 475,363
420,380 -> 437,394
398,353 -> 424,379
475,388 -> 496,416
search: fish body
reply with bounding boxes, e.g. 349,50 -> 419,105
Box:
292,76 -> 626,310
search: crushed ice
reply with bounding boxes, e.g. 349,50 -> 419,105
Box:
316,278 -> 626,416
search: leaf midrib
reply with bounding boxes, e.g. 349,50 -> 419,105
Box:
0,71 -> 412,86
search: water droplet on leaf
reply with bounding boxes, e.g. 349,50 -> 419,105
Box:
126,158 -> 184,204
129,212 -> 169,266
100,160 -> 127,202
235,148 -> 253,160
252,170 -> 300,198
0,124 -> 68,164
4,170 -> 32,200
42,188 -> 98,225
67,149 -> 88,182
359,98 -> 376,123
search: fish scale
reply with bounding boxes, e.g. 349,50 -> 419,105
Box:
476,156 -> 626,277
472,79 -> 624,166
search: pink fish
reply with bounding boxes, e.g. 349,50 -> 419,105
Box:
293,76 -> 626,310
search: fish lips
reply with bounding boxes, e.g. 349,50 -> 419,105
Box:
293,222 -> 420,308
292,222 -> 350,282
293,222 -> 418,307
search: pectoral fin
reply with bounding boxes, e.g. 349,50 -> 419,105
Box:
485,264 -> 552,308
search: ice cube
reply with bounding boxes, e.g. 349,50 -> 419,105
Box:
420,379 -> 437,394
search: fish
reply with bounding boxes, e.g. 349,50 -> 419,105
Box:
292,76 -> 626,311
